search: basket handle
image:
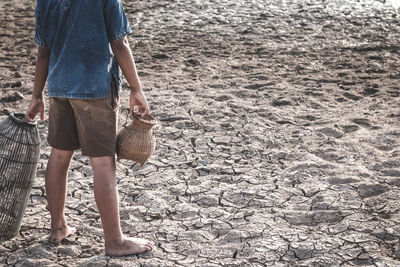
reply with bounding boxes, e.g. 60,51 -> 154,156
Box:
122,111 -> 136,128
122,111 -> 157,128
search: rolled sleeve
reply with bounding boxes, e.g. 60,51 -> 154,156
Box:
34,8 -> 48,47
104,0 -> 132,41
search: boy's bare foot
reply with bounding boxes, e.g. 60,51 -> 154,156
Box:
49,225 -> 76,243
105,237 -> 154,256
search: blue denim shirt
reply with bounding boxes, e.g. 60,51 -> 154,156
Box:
34,0 -> 132,98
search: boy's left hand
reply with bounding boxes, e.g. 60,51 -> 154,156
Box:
130,90 -> 149,117
25,96 -> 45,122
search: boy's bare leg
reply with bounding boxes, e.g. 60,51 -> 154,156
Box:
90,156 -> 154,256
46,148 -> 76,243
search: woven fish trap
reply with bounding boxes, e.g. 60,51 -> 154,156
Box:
0,113 -> 40,240
117,114 -> 156,165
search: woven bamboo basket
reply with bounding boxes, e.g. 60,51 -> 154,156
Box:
0,113 -> 40,240
117,114 -> 156,165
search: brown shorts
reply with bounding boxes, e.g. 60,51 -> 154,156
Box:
47,78 -> 119,157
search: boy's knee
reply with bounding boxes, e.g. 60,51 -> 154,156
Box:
90,156 -> 115,169
50,148 -> 74,162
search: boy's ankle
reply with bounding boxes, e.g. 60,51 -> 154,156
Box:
50,217 -> 68,229
105,234 -> 126,246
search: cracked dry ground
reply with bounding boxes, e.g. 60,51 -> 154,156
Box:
1,0 -> 400,266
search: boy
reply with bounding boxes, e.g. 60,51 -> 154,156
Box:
25,0 -> 154,256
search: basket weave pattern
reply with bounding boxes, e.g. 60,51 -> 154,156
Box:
0,113 -> 40,240
117,114 -> 156,164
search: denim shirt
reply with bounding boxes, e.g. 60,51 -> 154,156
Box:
34,0 -> 132,98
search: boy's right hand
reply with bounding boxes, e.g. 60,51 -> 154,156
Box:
129,90 -> 149,117
25,96 -> 45,122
